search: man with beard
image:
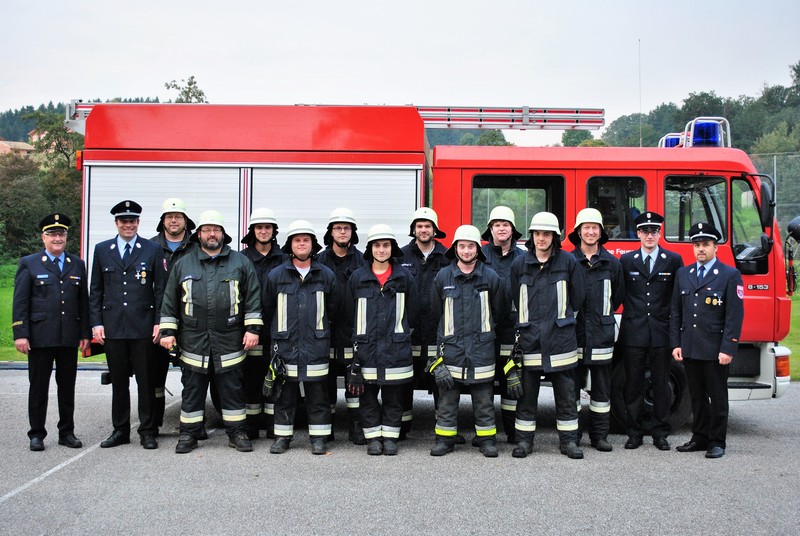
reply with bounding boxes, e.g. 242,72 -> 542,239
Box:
13,213 -> 90,451
429,225 -> 504,457
510,212 -> 586,459
90,200 -> 167,450
619,211 -> 682,451
397,207 -> 449,439
481,206 -> 524,444
317,208 -> 366,444
567,208 -> 625,452
150,198 -> 196,435
262,221 -> 336,455
160,210 -> 263,454
345,224 -> 416,456
240,208 -> 286,440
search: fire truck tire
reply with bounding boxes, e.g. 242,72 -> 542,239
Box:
609,358 -> 692,434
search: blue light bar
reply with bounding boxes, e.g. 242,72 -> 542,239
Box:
692,121 -> 722,147
664,135 -> 681,148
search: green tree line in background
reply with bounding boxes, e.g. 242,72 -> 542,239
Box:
1,63 -> 799,260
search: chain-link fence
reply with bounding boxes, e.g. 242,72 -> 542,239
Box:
751,152 -> 800,237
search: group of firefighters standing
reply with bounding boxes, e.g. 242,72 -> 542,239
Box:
13,197 -> 744,460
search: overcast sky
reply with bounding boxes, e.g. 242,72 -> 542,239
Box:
2,0 -> 798,145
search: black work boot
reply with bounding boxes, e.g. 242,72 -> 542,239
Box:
229,433 -> 254,452
430,439 -> 455,457
512,440 -> 533,458
591,436 -> 613,452
382,439 -> 398,456
175,434 -> 198,454
479,439 -> 499,458
349,420 -> 367,445
311,437 -> 328,455
367,439 -> 383,456
560,441 -> 584,459
270,437 -> 291,454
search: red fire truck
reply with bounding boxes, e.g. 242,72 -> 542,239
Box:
67,102 -> 792,430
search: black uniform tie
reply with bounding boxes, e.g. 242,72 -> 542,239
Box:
697,264 -> 705,285
54,257 -> 61,274
123,243 -> 131,264
644,255 -> 651,276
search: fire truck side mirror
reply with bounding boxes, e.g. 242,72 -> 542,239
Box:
759,181 -> 774,229
787,215 -> 800,242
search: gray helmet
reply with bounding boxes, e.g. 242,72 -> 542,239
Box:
481,205 -> 522,242
189,210 -> 232,245
445,225 -> 487,262
525,211 -> 562,250
568,208 -> 609,246
408,207 -> 446,239
323,207 -> 359,246
156,198 -> 196,233
241,207 -> 280,246
281,219 -> 323,256
363,224 -> 402,261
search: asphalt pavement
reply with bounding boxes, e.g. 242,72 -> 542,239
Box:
0,368 -> 798,535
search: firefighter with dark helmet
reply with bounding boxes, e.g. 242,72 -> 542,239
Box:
397,207 -> 450,439
150,197 -> 196,435
160,210 -> 263,454
510,211 -> 586,459
240,208 -> 286,440
481,205 -> 524,444
317,208 -> 366,445
262,220 -> 336,455
344,224 -> 416,455
428,225 -> 505,457
567,208 -> 625,452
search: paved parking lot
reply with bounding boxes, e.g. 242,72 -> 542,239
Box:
0,367 -> 798,535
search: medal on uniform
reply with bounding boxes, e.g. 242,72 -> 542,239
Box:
705,297 -> 711,304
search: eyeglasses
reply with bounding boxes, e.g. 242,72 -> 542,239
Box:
332,226 -> 351,233
44,231 -> 67,237
639,229 -> 660,236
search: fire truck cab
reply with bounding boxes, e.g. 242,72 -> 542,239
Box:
431,123 -> 791,429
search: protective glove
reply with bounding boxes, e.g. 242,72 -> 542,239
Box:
346,360 -> 365,396
428,356 -> 454,391
263,354 -> 286,399
505,366 -> 523,400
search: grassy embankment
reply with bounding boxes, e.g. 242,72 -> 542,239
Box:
1,263 -> 798,377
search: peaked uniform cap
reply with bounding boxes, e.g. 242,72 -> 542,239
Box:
111,200 -> 142,218
689,222 -> 722,242
40,213 -> 71,232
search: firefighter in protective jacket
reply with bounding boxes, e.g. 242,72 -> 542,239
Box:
160,210 -> 263,454
345,224 -> 416,456
568,208 -> 625,452
429,225 -> 505,457
510,212 -> 586,459
262,220 -> 336,455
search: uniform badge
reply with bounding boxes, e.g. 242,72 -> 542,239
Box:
712,299 -> 718,305
737,285 -> 744,299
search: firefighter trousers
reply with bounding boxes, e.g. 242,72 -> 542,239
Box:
243,353 -> 268,433
179,360 -> 246,438
435,381 -> 496,443
274,380 -> 332,439
359,383 -> 404,440
515,369 -> 578,444
327,354 -> 360,426
575,362 -> 611,440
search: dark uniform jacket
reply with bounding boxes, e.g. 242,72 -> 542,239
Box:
13,251 -> 91,347
432,262 -> 504,385
262,259 -> 336,382
242,242 -> 286,357
398,239 -> 449,348
510,248 -> 586,372
317,245 -> 365,359
89,236 -> 167,339
481,242 -> 524,347
160,245 -> 263,372
570,246 -> 626,364
670,260 -> 744,360
346,261 -> 416,385
618,247 -> 683,347
150,232 -> 195,272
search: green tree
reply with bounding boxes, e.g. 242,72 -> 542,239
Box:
164,76 -> 208,103
579,138 -> 609,147
24,110 -> 84,169
562,130 -> 592,147
751,122 -> 800,154
476,130 -> 513,146
0,154 -> 49,259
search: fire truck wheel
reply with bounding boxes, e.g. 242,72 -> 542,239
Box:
609,358 -> 692,434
